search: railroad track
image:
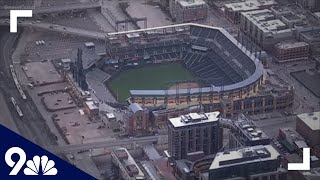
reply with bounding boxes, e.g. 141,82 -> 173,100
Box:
0,28 -> 57,147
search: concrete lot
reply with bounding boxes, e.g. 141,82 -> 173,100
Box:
40,10 -> 104,32
39,0 -> 81,7
268,60 -> 320,113
43,92 -> 76,111
23,61 -> 63,85
55,109 -> 114,144
291,69 -> 320,98
36,82 -> 69,95
255,115 -> 296,138
22,30 -> 104,62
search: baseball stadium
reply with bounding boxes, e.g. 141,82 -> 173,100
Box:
105,23 -> 264,107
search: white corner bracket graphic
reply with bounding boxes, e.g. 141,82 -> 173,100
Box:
10,10 -> 33,33
288,148 -> 310,171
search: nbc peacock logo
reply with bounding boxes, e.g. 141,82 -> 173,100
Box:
23,155 -> 58,176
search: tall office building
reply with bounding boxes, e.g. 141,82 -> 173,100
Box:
209,145 -> 287,180
168,111 -> 222,160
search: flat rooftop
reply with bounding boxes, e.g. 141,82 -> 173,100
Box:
169,111 -> 220,128
23,61 -> 63,85
141,158 -> 176,180
297,112 -> 320,130
112,148 -> 144,178
210,145 -> 279,169
225,0 -> 276,12
233,114 -> 269,142
242,9 -> 288,33
178,0 -> 206,7
106,113 -> 115,119
85,101 -> 99,110
275,41 -> 309,49
300,28 -> 320,42
282,13 -> 301,21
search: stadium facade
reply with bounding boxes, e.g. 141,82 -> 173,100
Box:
105,23 -> 294,118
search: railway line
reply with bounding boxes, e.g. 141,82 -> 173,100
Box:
0,27 -> 57,147
10,97 -> 23,118
9,65 -> 27,100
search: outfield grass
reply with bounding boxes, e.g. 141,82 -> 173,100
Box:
108,63 -> 196,102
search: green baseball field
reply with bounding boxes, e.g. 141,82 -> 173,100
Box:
108,63 -> 196,102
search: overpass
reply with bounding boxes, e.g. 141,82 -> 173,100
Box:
46,118 -> 236,154
0,19 -> 106,39
46,135 -> 167,154
0,2 -> 101,17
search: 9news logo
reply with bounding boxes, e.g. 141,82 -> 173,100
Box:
5,147 -> 57,176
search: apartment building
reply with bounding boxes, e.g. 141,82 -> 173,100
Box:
169,0 -> 208,23
240,9 -> 293,48
168,111 -> 222,160
224,0 -> 276,24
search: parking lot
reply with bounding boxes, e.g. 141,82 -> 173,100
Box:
40,10 -> 103,32
267,60 -> 320,113
23,61 -> 63,85
35,82 -> 69,95
54,109 -> 116,144
43,92 -> 76,111
22,30 -> 104,63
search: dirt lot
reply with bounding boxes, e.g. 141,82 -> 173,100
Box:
168,82 -> 200,90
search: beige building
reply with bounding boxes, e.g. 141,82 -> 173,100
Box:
240,9 -> 293,48
209,145 -> 287,180
224,0 -> 277,24
296,112 -> 320,147
169,0 -> 208,23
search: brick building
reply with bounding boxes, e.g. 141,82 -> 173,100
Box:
169,0 -> 208,23
296,112 -> 320,147
127,103 -> 149,136
274,41 -> 309,63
